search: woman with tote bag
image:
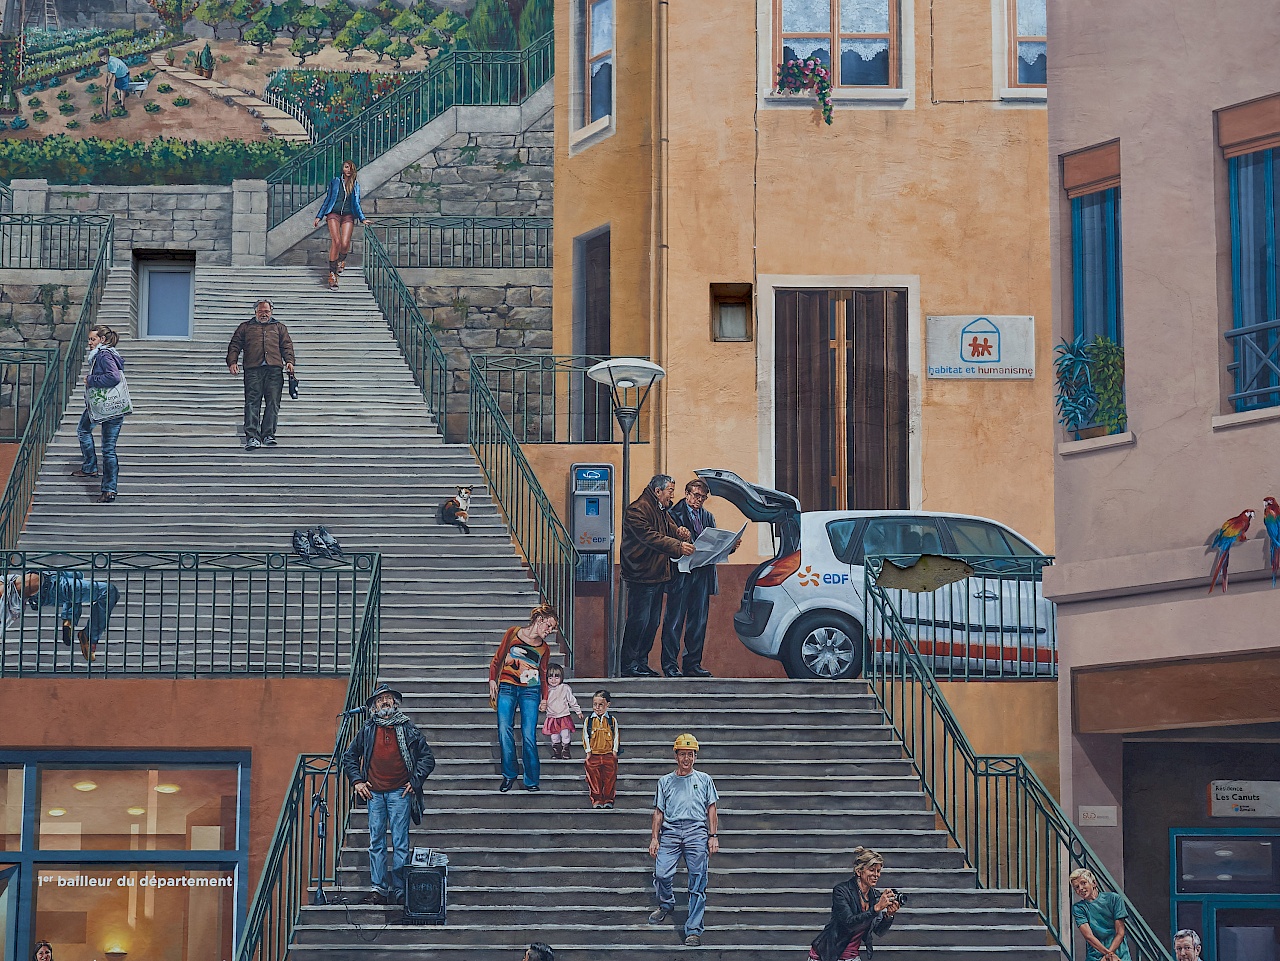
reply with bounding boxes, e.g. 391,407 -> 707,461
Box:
72,325 -> 131,504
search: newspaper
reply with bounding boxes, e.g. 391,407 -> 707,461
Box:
677,523 -> 748,573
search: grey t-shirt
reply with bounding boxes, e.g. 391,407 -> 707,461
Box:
653,769 -> 719,823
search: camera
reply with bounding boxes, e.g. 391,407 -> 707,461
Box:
886,889 -> 908,906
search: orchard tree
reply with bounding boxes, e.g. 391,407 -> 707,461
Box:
244,18 -> 276,50
363,27 -> 392,61
372,0 -> 402,25
194,0 -> 233,38
322,0 -> 353,37
390,9 -> 424,39
346,9 -> 380,38
251,2 -> 289,40
517,0 -> 550,48
334,24 -> 361,59
467,0 -> 516,51
279,0 -> 307,39
428,9 -> 469,49
297,6 -> 330,40
145,0 -> 191,34
290,33 -> 320,63
385,37 -> 414,66
229,0 -> 265,40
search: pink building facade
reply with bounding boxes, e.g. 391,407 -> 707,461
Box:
1045,0 -> 1280,952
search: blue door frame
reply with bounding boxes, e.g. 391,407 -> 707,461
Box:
1169,827 -> 1280,961
0,749 -> 251,961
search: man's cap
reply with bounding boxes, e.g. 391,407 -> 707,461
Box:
365,683 -> 403,709
674,733 -> 700,752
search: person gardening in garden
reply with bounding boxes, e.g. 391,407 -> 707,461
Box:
100,47 -> 130,112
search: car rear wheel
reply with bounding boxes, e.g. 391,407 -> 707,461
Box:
781,612 -> 865,680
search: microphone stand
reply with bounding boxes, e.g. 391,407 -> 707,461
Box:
312,706 -> 365,905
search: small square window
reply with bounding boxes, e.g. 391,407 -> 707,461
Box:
710,284 -> 754,342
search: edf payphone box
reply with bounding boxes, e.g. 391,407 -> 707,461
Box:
571,463 -> 613,555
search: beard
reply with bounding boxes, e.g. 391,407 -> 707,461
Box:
376,705 -> 397,718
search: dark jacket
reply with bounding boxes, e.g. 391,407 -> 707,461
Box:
341,719 -> 437,825
85,347 -> 123,389
226,318 -> 296,369
667,499 -> 720,596
810,881 -> 895,961
621,487 -> 687,584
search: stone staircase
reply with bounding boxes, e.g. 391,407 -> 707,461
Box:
13,264 -> 543,673
289,677 -> 1061,960
10,263 -> 1062,957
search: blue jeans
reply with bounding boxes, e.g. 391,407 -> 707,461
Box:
654,819 -> 710,936
39,571 -> 119,648
496,682 -> 541,786
78,409 -> 123,494
366,788 -> 412,897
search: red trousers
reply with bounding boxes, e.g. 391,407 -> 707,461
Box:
585,753 -> 617,805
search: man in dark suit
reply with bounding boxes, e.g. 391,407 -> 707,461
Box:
660,479 -> 738,678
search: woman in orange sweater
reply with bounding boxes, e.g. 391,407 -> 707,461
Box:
488,604 -> 558,793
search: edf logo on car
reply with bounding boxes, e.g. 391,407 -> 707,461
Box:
821,572 -> 850,585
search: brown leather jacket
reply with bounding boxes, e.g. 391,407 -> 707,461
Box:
226,318 -> 296,369
621,487 -> 687,584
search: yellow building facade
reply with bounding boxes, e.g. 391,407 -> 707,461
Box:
538,0 -> 1056,678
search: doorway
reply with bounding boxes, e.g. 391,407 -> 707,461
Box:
1170,829 -> 1280,961
139,261 -> 194,338
573,228 -> 611,441
774,288 -> 909,511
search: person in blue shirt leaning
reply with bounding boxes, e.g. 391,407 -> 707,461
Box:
648,733 -> 720,947
313,160 -> 368,290
100,47 -> 131,112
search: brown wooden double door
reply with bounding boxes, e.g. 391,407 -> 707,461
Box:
774,289 -> 909,512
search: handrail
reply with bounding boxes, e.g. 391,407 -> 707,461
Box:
0,213 -> 115,269
862,555 -> 1172,961
1224,316 -> 1280,409
472,353 -> 650,444
234,554 -> 381,961
470,357 -> 578,667
0,182 -> 11,212
0,215 -> 113,551
0,551 -> 376,676
259,85 -> 317,142
362,227 -> 449,422
366,216 -> 552,269
266,32 -> 554,228
0,348 -> 59,443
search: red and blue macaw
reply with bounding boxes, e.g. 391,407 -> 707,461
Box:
1264,497 -> 1280,587
1208,509 -> 1254,593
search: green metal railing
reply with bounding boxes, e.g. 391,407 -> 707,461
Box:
366,216 -> 552,269
363,227 -> 449,421
266,33 -> 554,229
0,215 -> 113,551
0,551 -> 377,676
0,348 -> 58,442
473,354 -> 650,444
235,554 -> 381,961
470,365 -> 578,666
863,556 -> 1172,961
0,182 -> 11,213
0,213 -> 114,269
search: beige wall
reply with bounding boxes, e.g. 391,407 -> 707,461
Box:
551,0 -> 1055,563
1044,0 -> 1280,880
941,680 -> 1060,797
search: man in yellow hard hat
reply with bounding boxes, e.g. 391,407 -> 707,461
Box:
648,733 -> 720,947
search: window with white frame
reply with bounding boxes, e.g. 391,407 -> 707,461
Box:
1009,0 -> 1046,86
777,0 -> 899,88
582,0 -> 613,126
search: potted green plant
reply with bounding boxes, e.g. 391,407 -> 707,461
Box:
1054,334 -> 1126,439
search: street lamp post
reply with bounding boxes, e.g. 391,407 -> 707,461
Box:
587,358 -> 666,677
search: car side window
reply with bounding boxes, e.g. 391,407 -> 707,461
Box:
946,519 -> 1014,556
857,518 -> 944,564
826,519 -> 863,563
1001,530 -> 1041,557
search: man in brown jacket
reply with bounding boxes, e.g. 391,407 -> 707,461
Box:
226,299 -> 296,451
620,474 -> 695,677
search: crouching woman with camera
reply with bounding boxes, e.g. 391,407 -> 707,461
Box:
808,847 -> 901,960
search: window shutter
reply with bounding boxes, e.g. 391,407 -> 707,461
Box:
1218,92 -> 1280,159
1061,140 -> 1121,199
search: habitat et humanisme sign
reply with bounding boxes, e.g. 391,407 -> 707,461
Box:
927,315 -> 1035,379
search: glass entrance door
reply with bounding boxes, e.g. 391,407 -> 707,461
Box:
1171,829 -> 1280,961
141,266 -> 193,338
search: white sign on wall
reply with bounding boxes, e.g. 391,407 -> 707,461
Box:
926,315 -> 1035,379
1209,780 -> 1280,818
1078,805 -> 1118,827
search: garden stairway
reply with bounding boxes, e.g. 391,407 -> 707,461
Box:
11,264 -> 543,673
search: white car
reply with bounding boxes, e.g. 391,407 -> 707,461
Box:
696,469 -> 1056,680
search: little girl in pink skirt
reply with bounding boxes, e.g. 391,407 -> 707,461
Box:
542,664 -> 584,759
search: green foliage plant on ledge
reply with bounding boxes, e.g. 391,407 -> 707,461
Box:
1054,334 -> 1127,439
0,135 -> 308,185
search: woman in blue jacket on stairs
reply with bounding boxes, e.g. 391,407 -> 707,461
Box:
71,325 -> 128,504
313,159 -> 367,290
